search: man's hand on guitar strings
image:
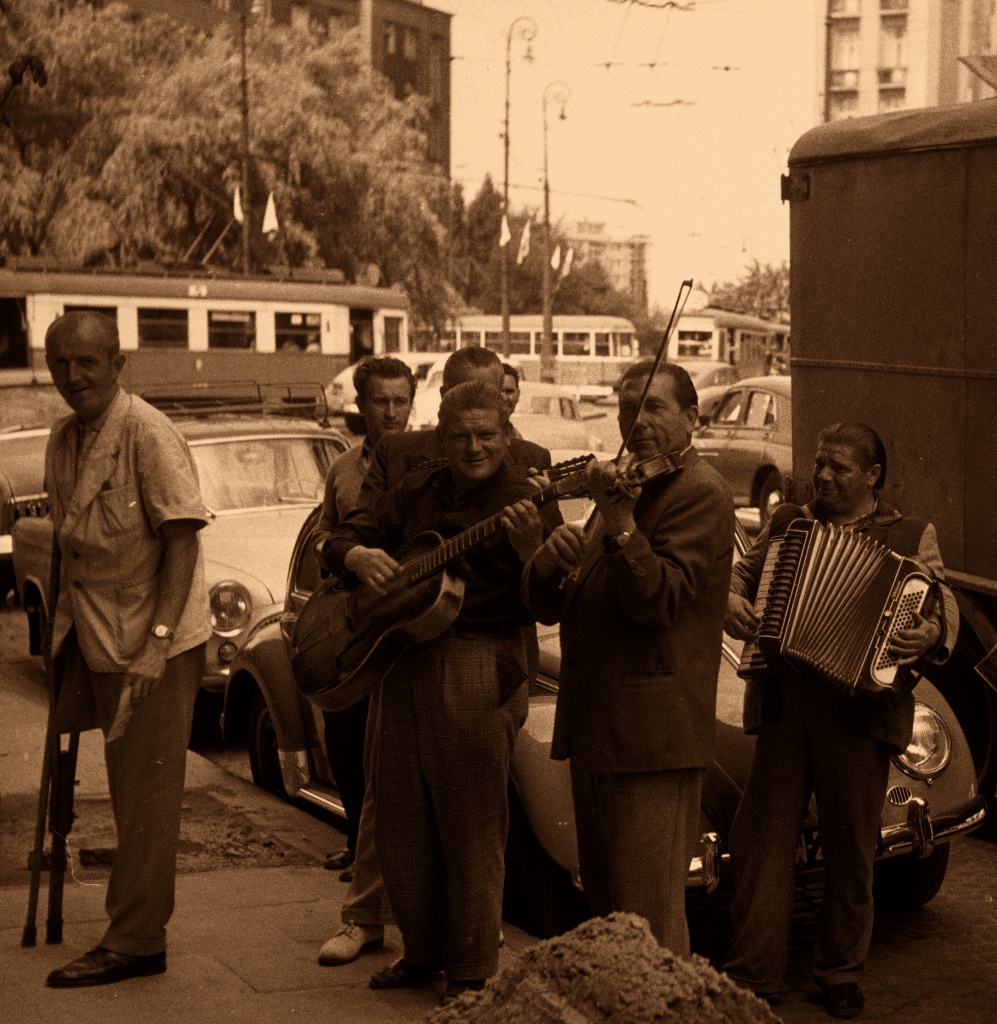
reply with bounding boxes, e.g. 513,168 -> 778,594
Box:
502,498 -> 545,563
343,545 -> 402,594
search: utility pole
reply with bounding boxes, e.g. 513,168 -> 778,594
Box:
239,5 -> 252,274
540,81 -> 569,384
501,17 -> 536,359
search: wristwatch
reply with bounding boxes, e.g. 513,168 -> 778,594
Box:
603,530 -> 633,554
150,624 -> 175,641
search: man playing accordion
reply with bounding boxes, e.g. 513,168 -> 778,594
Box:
722,422 -> 959,1021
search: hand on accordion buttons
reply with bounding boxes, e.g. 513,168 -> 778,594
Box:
725,593 -> 759,642
888,612 -> 942,665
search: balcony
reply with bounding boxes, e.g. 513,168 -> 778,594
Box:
878,66 -> 908,88
830,68 -> 860,91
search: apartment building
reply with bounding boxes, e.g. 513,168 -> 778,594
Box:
124,0 -> 452,171
817,0 -> 997,121
565,220 -> 650,314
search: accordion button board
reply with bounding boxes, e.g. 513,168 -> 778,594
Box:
737,519 -> 934,697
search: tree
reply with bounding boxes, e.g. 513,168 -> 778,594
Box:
708,259 -> 789,322
0,1 -> 455,328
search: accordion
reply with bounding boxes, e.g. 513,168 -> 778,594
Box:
738,518 -> 936,698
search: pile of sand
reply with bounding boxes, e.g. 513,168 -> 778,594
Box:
428,913 -> 781,1024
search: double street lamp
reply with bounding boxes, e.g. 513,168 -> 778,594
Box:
501,16 -> 536,358
540,80 -> 570,384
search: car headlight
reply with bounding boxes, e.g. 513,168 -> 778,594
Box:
894,703 -> 952,780
210,581 -> 253,637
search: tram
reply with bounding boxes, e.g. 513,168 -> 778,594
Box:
0,262 -> 410,390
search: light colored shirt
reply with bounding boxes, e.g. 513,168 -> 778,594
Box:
46,389 -> 211,672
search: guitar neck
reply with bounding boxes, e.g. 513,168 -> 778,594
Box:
406,469 -> 582,584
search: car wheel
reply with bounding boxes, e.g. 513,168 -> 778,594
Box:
247,689 -> 288,798
757,469 -> 784,527
502,787 -> 590,939
872,842 -> 950,911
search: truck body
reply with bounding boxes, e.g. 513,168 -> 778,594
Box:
784,99 -> 997,803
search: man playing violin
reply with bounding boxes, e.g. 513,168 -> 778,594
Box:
524,359 -> 736,956
320,380 -> 559,1005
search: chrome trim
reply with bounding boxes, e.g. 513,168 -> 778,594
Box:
296,785 -> 347,818
278,748 -> 310,796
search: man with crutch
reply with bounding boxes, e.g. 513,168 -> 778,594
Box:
27,311 -> 210,988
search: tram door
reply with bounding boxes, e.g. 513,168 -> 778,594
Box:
0,298 -> 28,369
349,309 -> 374,363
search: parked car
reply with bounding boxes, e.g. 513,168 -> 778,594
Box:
0,427 -> 50,598
693,375 -> 792,526
221,511 -> 985,938
11,394 -> 350,743
673,358 -> 740,392
325,353 -> 440,434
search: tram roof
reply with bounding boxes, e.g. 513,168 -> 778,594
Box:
0,265 -> 409,311
790,98 -> 997,167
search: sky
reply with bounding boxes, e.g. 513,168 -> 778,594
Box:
434,0 -> 819,309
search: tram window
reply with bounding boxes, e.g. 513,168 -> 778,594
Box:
275,311 -> 320,353
138,308 -> 188,349
484,331 -> 530,355
208,310 -> 256,350
384,316 -> 402,354
461,331 -> 482,348
562,332 -> 590,357
595,332 -> 610,356
64,304 -> 117,326
615,332 -> 634,357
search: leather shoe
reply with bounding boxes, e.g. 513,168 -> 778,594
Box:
318,924 -> 384,966
823,982 -> 865,1019
369,957 -> 444,990
46,947 -> 166,988
324,848 -> 355,871
441,979 -> 485,1006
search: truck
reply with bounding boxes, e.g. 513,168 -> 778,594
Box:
782,98 -> 997,811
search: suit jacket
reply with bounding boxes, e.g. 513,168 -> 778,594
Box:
357,428 -> 551,509
525,448 -> 735,772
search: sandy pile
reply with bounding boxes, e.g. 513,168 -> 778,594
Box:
428,913 -> 781,1024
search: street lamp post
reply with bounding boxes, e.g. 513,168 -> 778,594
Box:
540,81 -> 570,384
501,17 -> 536,359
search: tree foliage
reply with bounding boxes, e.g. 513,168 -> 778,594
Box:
708,259 -> 790,322
0,0 -> 453,327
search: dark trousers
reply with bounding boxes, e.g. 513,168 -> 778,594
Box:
724,675 -> 891,993
323,695 -> 369,852
375,632 -> 528,982
570,765 -> 704,956
60,632 -> 205,956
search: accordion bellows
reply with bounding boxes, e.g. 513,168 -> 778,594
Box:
738,519 -> 934,698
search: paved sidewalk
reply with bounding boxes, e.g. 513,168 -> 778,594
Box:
0,670 -> 534,1024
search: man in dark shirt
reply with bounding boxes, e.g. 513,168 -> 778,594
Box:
322,380 -> 554,1005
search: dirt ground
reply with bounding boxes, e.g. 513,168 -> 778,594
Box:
0,787 -> 315,889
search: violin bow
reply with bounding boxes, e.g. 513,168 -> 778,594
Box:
578,277 -> 694,541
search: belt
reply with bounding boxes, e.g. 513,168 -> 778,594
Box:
446,622 -> 521,640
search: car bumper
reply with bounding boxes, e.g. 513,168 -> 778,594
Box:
687,794 -> 987,893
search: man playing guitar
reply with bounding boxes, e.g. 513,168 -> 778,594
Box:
320,380 -> 557,1006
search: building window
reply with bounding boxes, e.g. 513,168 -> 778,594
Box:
830,0 -> 861,14
878,90 -> 907,112
830,92 -> 860,119
403,27 -> 418,61
208,310 -> 256,349
429,35 -> 445,102
138,308 -> 188,349
275,311 -> 320,352
830,23 -> 860,83
880,0 -> 908,11
879,18 -> 908,76
385,23 -> 397,55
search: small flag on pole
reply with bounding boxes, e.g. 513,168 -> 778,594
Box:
233,186 -> 244,224
499,214 -> 512,248
560,246 -> 574,279
516,217 -> 531,265
262,191 -> 279,235
551,244 -> 561,271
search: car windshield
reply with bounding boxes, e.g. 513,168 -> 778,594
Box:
191,436 -> 337,512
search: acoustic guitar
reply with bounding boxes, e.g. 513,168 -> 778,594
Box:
289,456 -> 594,712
